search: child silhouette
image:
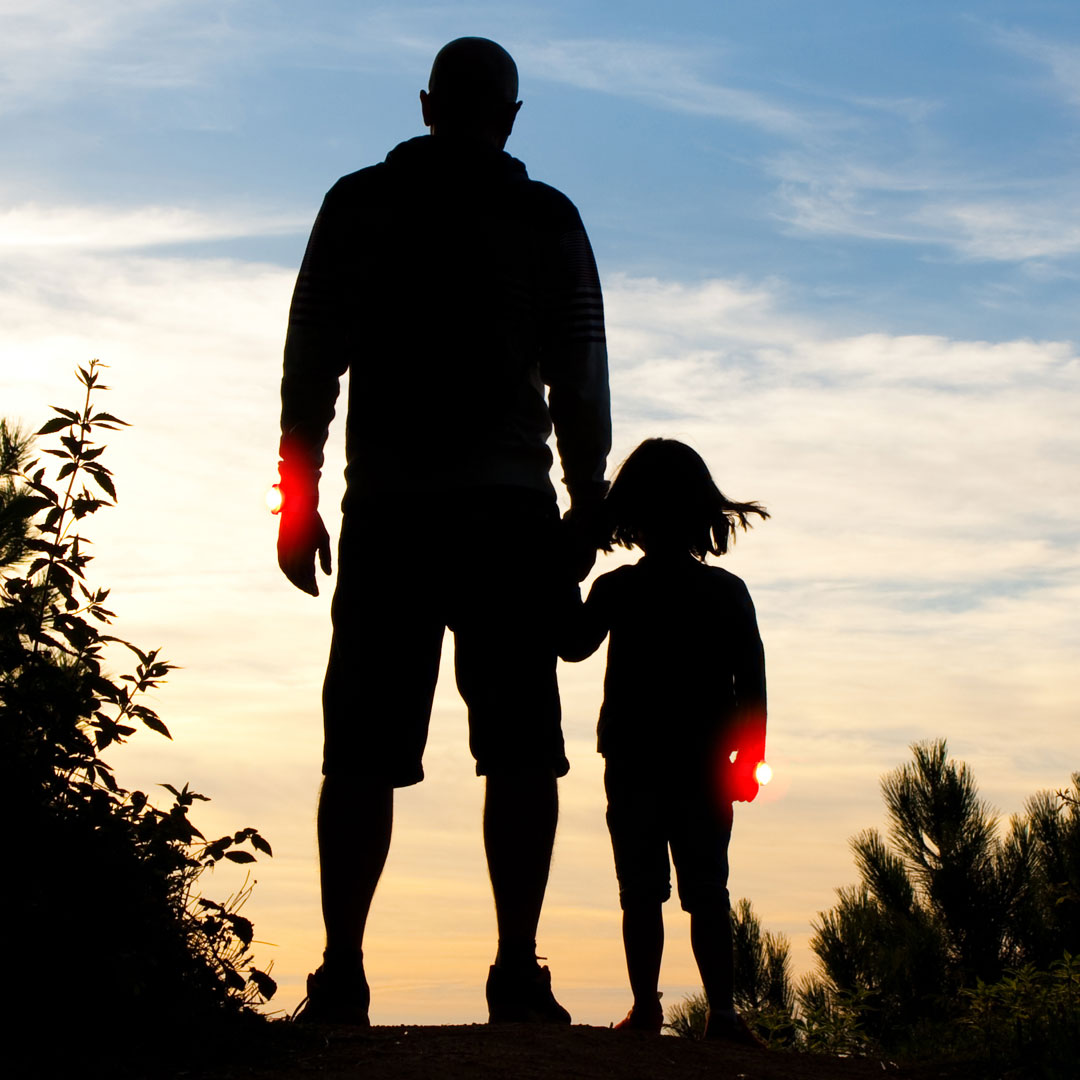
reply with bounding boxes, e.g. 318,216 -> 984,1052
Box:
561,438 -> 769,1045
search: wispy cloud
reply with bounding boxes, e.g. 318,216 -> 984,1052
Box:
328,15 -> 826,139
913,197 -> 1080,260
514,29 -> 1080,266
0,0 -> 245,111
0,202 -> 307,250
518,38 -> 815,137
768,148 -> 1080,262
993,26 -> 1080,109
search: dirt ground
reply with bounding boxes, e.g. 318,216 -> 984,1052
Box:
171,1022 -> 986,1080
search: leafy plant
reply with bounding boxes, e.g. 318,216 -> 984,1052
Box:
792,978 -> 877,1056
665,989 -> 709,1039
960,953 -> 1080,1079
2,361 -> 275,1054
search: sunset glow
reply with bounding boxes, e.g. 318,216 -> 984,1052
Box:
4,0 -> 1078,1030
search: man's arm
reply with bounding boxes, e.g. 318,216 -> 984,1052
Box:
540,213 -> 612,579
541,223 -> 611,505
278,184 -> 353,595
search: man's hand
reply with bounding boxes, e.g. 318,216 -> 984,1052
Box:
561,502 -> 606,583
277,507 -> 332,596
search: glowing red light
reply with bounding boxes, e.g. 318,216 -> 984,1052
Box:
754,761 -> 773,786
266,484 -> 284,515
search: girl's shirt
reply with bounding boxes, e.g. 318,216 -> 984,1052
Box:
562,554 -> 765,765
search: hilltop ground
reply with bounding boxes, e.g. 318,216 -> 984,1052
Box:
149,1022 -> 986,1080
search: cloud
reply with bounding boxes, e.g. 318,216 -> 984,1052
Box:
3,218 -> 1077,1020
994,27 -> 1080,109
0,0 -> 238,111
0,202 -> 308,250
318,15 -> 825,138
912,198 -> 1080,260
5,237 -> 1074,629
768,148 -> 1080,262
427,22 -> 1080,268
518,38 -> 814,137
602,274 -> 1080,567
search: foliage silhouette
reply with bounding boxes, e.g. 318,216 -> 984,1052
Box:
0,419 -> 36,569
1,362 -> 275,1061
960,952 -> 1079,1079
804,739 -> 1079,1066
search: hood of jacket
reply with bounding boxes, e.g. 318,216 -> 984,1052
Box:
383,134 -> 528,185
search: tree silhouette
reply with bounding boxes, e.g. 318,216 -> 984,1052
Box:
806,739 -> 1079,1052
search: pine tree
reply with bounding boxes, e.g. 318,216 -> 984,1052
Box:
807,739 -> 1079,1051
0,419 -> 35,569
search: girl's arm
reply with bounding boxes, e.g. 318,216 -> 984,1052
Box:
558,574 -> 612,662
730,580 -> 767,796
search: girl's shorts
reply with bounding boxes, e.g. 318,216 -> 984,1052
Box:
604,756 -> 733,914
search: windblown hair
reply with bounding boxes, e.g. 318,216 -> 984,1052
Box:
602,438 -> 768,559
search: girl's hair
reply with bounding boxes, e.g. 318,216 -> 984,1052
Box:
602,438 -> 768,559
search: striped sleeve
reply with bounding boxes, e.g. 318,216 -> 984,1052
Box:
541,221 -> 611,506
279,188 -> 353,490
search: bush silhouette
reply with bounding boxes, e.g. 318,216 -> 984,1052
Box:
803,739 -> 1079,1066
1,362 -> 274,1060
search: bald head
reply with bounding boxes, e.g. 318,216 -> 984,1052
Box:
420,37 -> 522,148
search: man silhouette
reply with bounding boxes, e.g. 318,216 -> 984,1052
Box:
277,38 -> 610,1025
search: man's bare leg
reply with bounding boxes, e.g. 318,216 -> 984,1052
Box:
302,774 -> 392,1021
484,769 -> 557,962
483,768 -> 570,1022
319,774 -> 393,960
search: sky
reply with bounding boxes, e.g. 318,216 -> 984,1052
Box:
2,0 -> 1079,1027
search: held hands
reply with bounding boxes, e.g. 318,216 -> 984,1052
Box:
277,506 -> 332,596
561,501 -> 606,583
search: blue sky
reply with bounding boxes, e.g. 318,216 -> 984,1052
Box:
2,1 -> 1078,1025
9,1 -> 1080,340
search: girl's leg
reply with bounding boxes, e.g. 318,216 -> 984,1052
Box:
693,904 -> 765,1047
690,905 -> 734,1015
622,901 -> 664,1010
605,759 -> 667,1030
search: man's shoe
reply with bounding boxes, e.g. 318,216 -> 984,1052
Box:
292,964 -> 371,1026
612,998 -> 664,1034
703,1010 -> 767,1048
486,961 -> 571,1024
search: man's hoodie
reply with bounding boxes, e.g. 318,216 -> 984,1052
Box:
280,135 -> 610,509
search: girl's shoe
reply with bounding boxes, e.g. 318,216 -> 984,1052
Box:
703,1010 -> 766,1048
612,994 -> 664,1034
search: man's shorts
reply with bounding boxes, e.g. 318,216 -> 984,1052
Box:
321,488 -> 571,787
604,755 -> 734,914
